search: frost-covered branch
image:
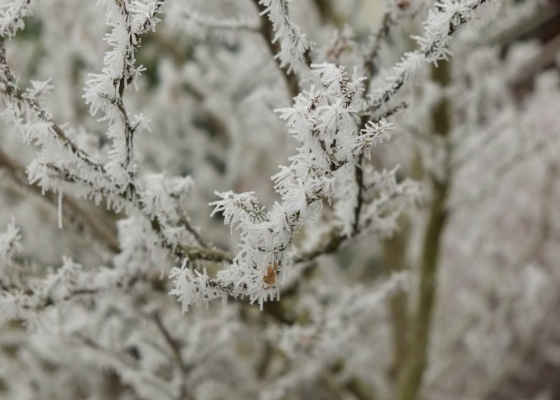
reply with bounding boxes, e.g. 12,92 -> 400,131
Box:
368,0 -> 494,112
2,1 -> 556,399
1,0 -> 230,271
169,64 -> 408,311
0,40 -> 115,197
252,0 -> 311,97
254,0 -> 311,76
83,0 -> 165,191
0,147 -> 120,252
0,0 -> 32,38
363,12 -> 392,89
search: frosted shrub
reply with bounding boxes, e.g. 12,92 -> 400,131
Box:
1,0 -> 559,399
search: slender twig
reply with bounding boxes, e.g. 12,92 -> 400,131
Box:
352,151 -> 366,236
368,0 -> 490,113
0,40 -> 115,189
152,311 -> 193,400
351,10 -> 400,237
251,0 -> 308,98
0,0 -> 32,38
2,24 -> 234,272
364,12 -> 392,93
0,147 -> 120,253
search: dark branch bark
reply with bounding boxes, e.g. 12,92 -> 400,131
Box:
395,59 -> 452,400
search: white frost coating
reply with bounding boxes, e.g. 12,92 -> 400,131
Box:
369,0 -> 497,111
0,218 -> 23,268
193,64 -> 396,309
258,0 -> 311,76
3,1 -> 550,399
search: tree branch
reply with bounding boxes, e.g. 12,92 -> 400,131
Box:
251,0 -> 310,98
395,59 -> 452,400
0,146 -> 120,253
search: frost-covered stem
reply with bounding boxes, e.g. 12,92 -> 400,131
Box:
0,147 -> 120,253
176,240 -> 234,263
375,101 -> 408,121
0,40 -> 113,185
293,228 -> 346,263
44,156 -> 233,264
252,0 -> 302,98
0,0 -> 32,38
352,12 -> 392,234
114,0 -> 164,179
178,215 -> 208,248
24,141 -> 230,265
5,271 -> 145,312
147,213 -> 234,263
204,66 -> 400,309
135,0 -> 165,35
83,0 -> 166,194
352,10 -> 398,234
352,117 -> 387,235
395,60 -> 451,400
352,103 -> 405,235
113,0 -> 140,185
369,0 -> 490,113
